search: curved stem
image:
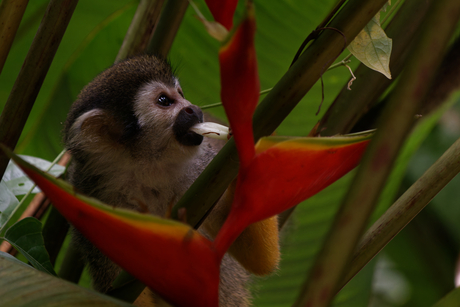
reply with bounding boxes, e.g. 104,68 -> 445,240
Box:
146,0 -> 188,58
173,0 -> 392,227
0,0 -> 29,75
341,133 -> 460,290
116,0 -> 165,62
293,0 -> 460,305
0,0 -> 78,179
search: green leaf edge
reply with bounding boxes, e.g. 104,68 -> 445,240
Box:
4,217 -> 57,276
1,145 -> 191,229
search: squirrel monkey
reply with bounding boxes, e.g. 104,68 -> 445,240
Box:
64,55 -> 279,306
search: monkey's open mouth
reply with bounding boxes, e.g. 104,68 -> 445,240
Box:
173,106 -> 204,146
179,129 -> 204,146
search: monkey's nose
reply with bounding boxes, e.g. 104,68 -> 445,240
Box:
184,105 -> 203,122
173,105 -> 204,146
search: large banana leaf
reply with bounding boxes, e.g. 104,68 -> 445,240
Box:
0,252 -> 132,306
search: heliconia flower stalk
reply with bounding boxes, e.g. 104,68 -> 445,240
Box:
214,133 -> 373,259
219,2 -> 259,170
204,0 -> 238,31
1,146 -> 220,307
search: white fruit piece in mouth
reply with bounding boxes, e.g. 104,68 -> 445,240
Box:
189,122 -> 229,140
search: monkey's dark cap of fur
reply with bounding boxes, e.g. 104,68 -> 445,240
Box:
64,55 -> 177,144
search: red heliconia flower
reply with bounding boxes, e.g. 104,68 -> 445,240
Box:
214,134 -> 372,258
204,0 -> 238,30
219,2 -> 259,170
2,147 -> 220,307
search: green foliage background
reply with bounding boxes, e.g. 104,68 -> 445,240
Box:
1,1 -> 460,306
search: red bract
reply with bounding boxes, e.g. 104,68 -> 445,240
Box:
214,134 -> 372,258
204,0 -> 238,30
3,147 -> 220,307
219,3 -> 259,169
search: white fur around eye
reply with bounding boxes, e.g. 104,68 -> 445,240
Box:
133,80 -> 177,129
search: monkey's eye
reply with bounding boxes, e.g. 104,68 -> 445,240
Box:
157,95 -> 174,107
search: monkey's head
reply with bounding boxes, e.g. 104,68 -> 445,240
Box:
64,55 -> 205,165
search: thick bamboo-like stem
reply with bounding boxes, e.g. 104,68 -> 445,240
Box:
278,0 -> 432,229
107,272 -> 148,303
340,34 -> 460,291
146,0 -> 188,59
0,0 -> 79,179
58,240 -> 85,283
115,0 -> 165,62
172,0 -> 390,227
42,205 -> 69,265
318,0 -> 432,136
341,134 -> 460,290
105,0 -> 171,301
0,0 -> 29,74
292,0 -> 460,306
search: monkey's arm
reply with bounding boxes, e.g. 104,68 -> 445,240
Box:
203,179 -> 280,276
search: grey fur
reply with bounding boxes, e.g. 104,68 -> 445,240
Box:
64,55 -> 250,306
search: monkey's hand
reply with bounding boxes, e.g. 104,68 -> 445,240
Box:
203,180 -> 280,276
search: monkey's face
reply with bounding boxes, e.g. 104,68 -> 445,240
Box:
133,79 -> 204,156
65,55 -> 207,167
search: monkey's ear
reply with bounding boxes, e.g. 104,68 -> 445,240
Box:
67,109 -> 124,153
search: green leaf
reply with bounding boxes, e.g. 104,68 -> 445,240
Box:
4,217 -> 57,276
0,253 -> 133,306
0,250 -> 31,268
3,147 -> 221,307
432,286 -> 460,307
347,13 -> 392,79
0,181 -> 19,229
3,155 -> 65,195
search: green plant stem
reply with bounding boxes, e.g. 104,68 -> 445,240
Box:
0,0 -> 29,75
292,0 -> 460,306
115,0 -> 165,63
42,206 -> 69,266
172,0 -> 391,226
318,0 -> 432,136
107,271 -> 147,303
340,134 -> 460,290
200,102 -> 223,110
109,1 -> 178,299
200,88 -> 272,110
146,0 -> 188,59
278,0 -> 433,228
381,0 -> 403,25
326,59 -> 351,71
58,239 -> 85,283
0,0 -> 78,180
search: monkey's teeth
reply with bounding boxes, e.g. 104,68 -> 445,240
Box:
189,122 -> 229,140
